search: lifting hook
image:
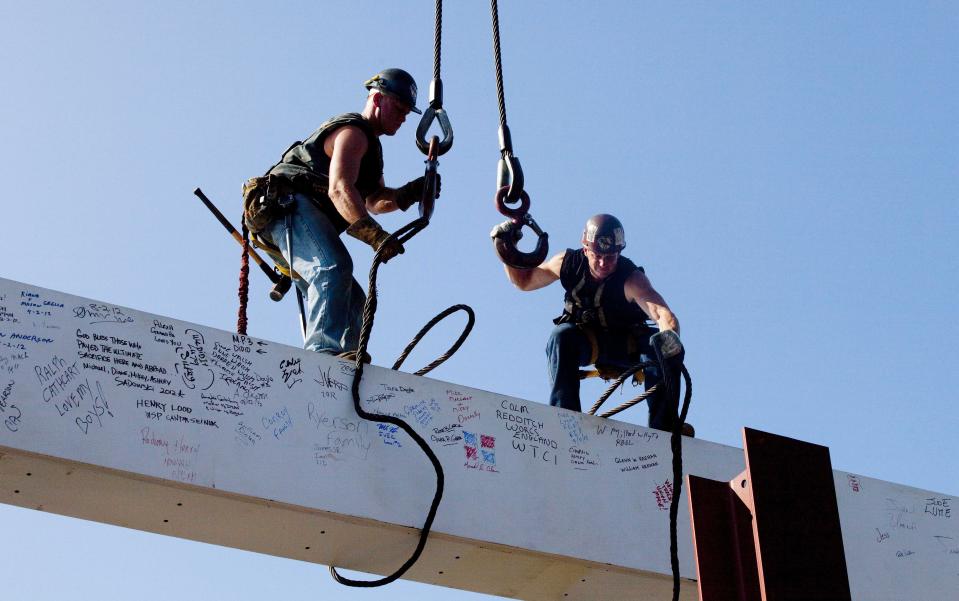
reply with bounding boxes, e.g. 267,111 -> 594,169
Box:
491,210 -> 549,269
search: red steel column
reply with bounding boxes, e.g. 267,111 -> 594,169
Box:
688,428 -> 851,601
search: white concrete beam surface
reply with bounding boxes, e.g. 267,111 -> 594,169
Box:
0,277 -> 955,600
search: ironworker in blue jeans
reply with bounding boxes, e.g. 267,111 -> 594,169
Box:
497,214 -> 685,432
263,192 -> 366,353
257,69 -> 436,358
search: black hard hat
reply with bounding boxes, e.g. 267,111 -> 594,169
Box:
582,214 -> 626,253
364,68 -> 421,114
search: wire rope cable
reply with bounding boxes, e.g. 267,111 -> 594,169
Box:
599,384 -> 660,419
669,366 -> 693,601
329,2 -> 465,580
330,219 -> 470,588
432,0 -> 442,81
585,361 -> 654,416
585,356 -> 692,600
392,304 -> 475,376
490,0 -> 509,137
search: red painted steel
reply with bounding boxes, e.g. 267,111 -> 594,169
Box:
688,428 -> 852,601
742,428 -> 851,601
687,475 -> 762,601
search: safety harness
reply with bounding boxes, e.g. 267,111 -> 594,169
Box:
555,248 -> 655,373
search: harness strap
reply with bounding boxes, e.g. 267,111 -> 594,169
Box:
249,233 -> 301,281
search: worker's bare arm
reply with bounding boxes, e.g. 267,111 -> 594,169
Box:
365,178 -> 402,214
624,270 -> 679,333
504,251 -> 565,291
324,126 -> 370,224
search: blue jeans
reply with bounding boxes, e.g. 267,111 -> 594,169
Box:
263,193 -> 364,354
546,323 -> 676,431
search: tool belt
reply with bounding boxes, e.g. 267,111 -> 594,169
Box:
242,174 -> 285,234
553,304 -> 601,327
242,173 -> 330,234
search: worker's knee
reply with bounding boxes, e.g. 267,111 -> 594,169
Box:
547,323 -> 578,351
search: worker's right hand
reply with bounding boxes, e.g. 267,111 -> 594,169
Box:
346,215 -> 405,263
396,173 -> 441,211
489,218 -> 522,241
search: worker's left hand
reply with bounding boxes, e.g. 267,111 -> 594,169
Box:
396,173 -> 441,211
650,330 -> 684,361
346,215 -> 405,263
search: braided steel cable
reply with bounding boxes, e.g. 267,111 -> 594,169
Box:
416,1 -> 453,157
585,361 -> 655,416
599,384 -> 659,419
329,220 -> 434,588
584,356 -> 692,601
330,219 -> 474,588
669,366 -> 693,601
490,0 -> 509,138
392,304 -> 475,376
649,336 -> 692,601
433,0 -> 443,80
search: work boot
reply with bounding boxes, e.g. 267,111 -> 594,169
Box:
336,349 -> 372,364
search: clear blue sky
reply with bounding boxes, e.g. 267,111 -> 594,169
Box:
1,2 -> 956,599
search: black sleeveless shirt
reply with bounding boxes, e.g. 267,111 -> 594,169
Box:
556,248 -> 651,330
268,113 -> 383,233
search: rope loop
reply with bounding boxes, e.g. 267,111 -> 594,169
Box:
392,304 -> 475,376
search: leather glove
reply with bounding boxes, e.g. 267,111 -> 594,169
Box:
346,216 -> 404,263
650,330 -> 684,361
396,173 -> 441,211
489,218 -> 522,242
